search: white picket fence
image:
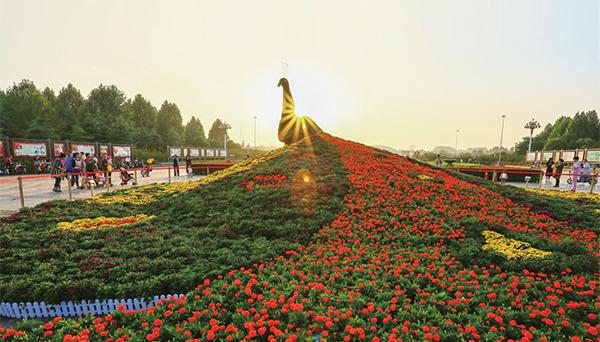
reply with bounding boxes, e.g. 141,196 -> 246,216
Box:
0,294 -> 185,319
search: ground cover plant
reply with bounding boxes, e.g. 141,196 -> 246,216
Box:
0,135 -> 350,303
3,133 -> 598,341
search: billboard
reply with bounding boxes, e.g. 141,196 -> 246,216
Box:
113,145 -> 132,158
12,141 -> 47,157
72,144 -> 95,155
219,149 -> 227,157
542,152 -> 553,161
200,149 -> 206,157
0,141 -> 4,157
206,149 -> 215,157
190,148 -> 200,157
53,143 -> 66,157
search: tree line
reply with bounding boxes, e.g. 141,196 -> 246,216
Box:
0,80 -> 241,151
514,110 -> 600,154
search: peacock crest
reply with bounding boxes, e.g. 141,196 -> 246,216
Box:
277,78 -> 323,145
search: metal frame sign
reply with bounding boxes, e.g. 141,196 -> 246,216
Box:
12,141 -> 47,157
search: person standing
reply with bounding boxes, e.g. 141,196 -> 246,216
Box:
173,154 -> 180,176
553,159 -> 564,188
582,158 -> 591,183
545,157 -> 554,183
65,151 -> 76,187
51,153 -> 66,192
185,153 -> 192,175
571,156 -> 581,192
33,156 -> 41,174
435,154 -> 443,167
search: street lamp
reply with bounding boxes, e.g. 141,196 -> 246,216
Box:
497,115 -> 507,165
455,130 -> 459,155
253,116 -> 257,149
524,119 -> 541,154
220,121 -> 231,157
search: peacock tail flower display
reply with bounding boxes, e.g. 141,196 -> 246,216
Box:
277,78 -> 322,145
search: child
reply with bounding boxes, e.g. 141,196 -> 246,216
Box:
500,170 -> 508,185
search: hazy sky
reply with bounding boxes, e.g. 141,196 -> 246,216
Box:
1,0 -> 598,150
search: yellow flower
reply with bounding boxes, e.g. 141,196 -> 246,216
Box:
524,188 -> 600,204
57,214 -> 155,232
418,175 -> 432,181
481,230 -> 552,259
88,145 -> 296,205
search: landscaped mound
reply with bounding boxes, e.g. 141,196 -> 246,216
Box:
2,134 -> 599,341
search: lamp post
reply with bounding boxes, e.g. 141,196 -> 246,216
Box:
220,122 -> 231,157
455,130 -> 459,155
253,116 -> 257,149
497,115 -> 507,165
524,119 -> 541,154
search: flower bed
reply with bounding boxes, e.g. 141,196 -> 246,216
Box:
481,230 -> 552,259
6,134 -> 598,341
0,135 -> 350,304
524,188 -> 600,204
56,214 -> 155,232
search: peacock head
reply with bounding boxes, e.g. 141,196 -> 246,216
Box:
277,78 -> 289,88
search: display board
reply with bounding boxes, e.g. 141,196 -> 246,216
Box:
587,150 -> 600,162
561,150 -> 575,162
190,148 -> 200,157
219,149 -> 227,157
200,149 -> 206,157
99,145 -> 109,157
206,149 -> 215,157
113,145 -> 132,158
542,152 -> 554,161
0,141 -> 4,157
526,152 -> 536,161
12,141 -> 47,157
53,143 -> 66,157
71,144 -> 96,155
169,147 -> 182,158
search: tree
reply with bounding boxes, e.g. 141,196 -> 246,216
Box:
207,119 -> 231,147
184,116 -> 207,146
83,84 -> 134,142
131,95 -> 160,149
524,119 -> 541,153
1,80 -> 53,138
55,83 -> 87,140
156,101 -> 183,146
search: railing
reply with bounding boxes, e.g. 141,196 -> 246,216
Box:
0,163 -> 236,211
446,166 -> 599,193
0,294 -> 185,319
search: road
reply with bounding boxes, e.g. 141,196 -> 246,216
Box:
0,168 -> 203,215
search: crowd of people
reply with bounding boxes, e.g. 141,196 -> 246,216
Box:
48,151 -> 152,192
544,156 -> 594,191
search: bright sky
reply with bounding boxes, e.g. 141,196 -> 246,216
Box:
1,0 -> 599,150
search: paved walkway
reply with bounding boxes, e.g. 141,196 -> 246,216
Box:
0,168 -> 203,215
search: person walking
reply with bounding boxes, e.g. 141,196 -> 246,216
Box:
571,156 -> 581,192
173,154 -> 180,176
51,153 -> 66,192
65,151 -> 76,187
545,157 -> 554,183
553,159 -> 564,188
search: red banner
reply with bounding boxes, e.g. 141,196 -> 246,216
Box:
0,141 -> 4,157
